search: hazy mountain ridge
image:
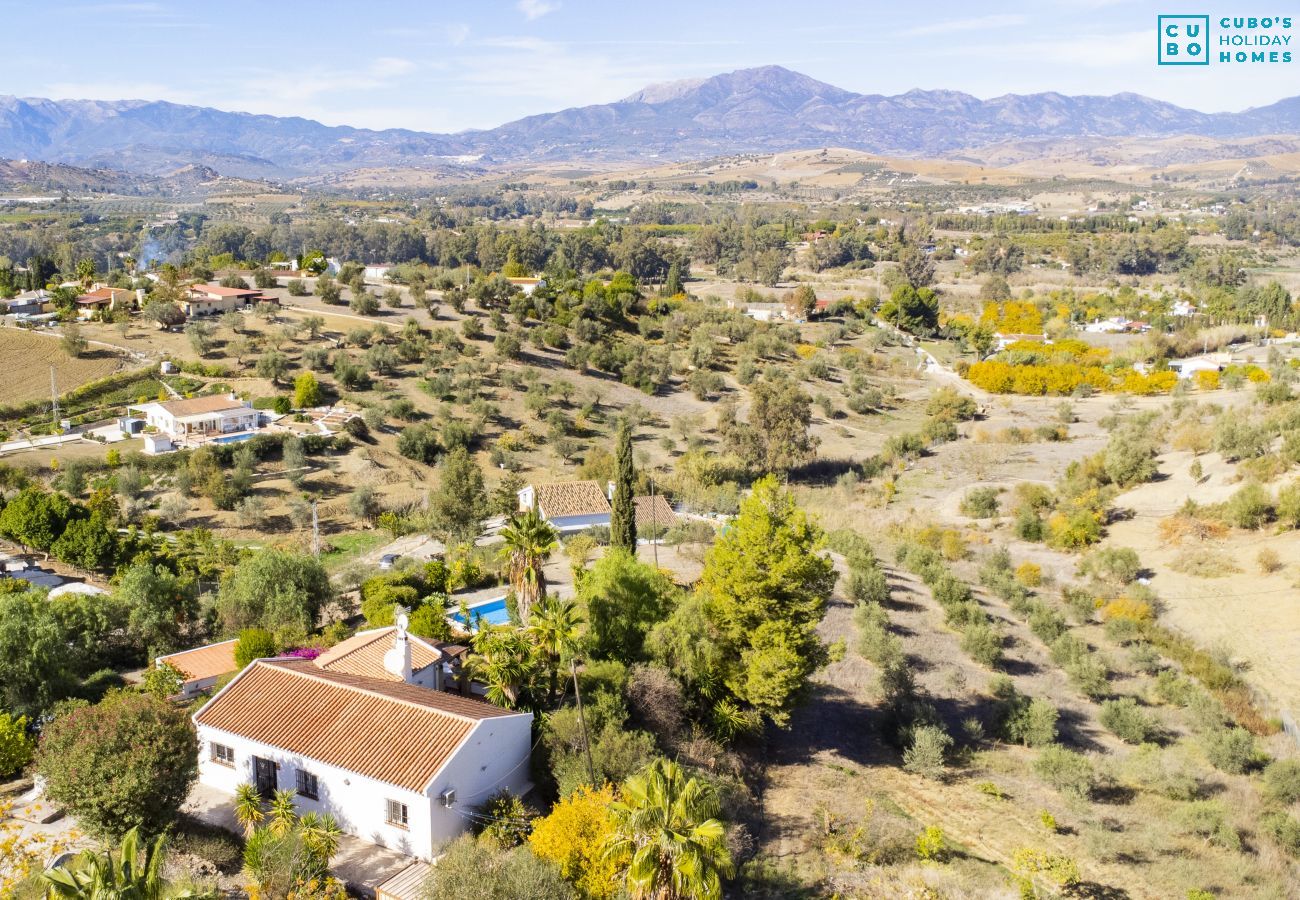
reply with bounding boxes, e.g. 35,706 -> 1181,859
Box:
1,65 -> 1297,177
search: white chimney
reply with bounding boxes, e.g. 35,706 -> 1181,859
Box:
383,612 -> 413,683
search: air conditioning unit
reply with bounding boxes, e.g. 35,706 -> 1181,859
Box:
440,789 -> 456,808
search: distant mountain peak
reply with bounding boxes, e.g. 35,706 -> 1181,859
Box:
0,66 -> 1296,176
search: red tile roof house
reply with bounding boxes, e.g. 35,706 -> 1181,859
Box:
192,624 -> 533,860
181,283 -> 273,317
156,639 -> 238,698
74,286 -> 136,320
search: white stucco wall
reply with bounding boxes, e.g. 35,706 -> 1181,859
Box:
195,710 -> 533,859
196,725 -> 435,859
423,713 -> 535,850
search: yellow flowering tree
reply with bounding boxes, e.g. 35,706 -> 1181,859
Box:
529,785 -> 619,899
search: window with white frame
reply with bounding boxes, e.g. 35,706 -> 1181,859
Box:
210,742 -> 235,766
385,799 -> 409,829
296,769 -> 319,800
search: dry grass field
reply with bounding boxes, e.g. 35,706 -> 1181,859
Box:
0,327 -> 127,407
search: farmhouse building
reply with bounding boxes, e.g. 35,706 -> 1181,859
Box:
192,623 -> 533,860
128,394 -> 257,441
518,480 -> 612,532
75,286 -> 135,319
181,283 -> 271,317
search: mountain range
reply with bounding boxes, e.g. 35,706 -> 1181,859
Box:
1,65 -> 1298,179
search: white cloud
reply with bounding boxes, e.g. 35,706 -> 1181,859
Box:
903,14 -> 1027,37
516,0 -> 558,20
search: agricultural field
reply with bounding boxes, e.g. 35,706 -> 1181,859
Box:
0,327 -> 127,408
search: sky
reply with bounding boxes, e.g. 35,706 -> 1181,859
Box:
0,0 -> 1295,133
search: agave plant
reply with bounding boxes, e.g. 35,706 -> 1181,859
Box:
43,827 -> 169,900
268,789 -> 298,836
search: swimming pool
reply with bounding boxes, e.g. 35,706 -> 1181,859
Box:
449,596 -> 511,629
211,432 -> 255,445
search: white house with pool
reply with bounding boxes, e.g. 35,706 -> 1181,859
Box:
192,620 -> 533,860
128,394 -> 258,443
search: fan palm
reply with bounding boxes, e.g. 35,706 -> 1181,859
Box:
498,508 -> 559,622
43,827 -> 169,900
234,783 -> 265,837
604,759 -> 734,900
527,596 -> 585,704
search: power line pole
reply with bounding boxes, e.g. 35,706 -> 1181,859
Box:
49,366 -> 59,433
649,475 -> 659,568
311,500 -> 320,557
570,657 -> 597,787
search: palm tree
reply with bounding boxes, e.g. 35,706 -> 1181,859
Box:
527,596 -> 584,705
43,827 -> 170,899
268,789 -> 298,836
234,782 -> 265,837
497,507 -> 559,622
467,623 -> 538,709
605,759 -> 734,900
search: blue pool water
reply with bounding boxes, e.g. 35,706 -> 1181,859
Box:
212,433 -> 255,445
450,596 -> 511,628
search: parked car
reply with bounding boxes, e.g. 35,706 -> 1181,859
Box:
378,553 -> 399,570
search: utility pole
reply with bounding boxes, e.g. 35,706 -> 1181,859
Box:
311,500 -> 320,557
649,475 -> 659,568
49,367 -> 59,433
570,656 -> 597,787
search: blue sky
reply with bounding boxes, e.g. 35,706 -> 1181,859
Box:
0,1 -> 1293,132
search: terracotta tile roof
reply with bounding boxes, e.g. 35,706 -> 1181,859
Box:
633,494 -> 678,530
314,627 -> 442,681
190,283 -> 262,298
158,639 -> 238,682
534,481 -> 610,519
194,658 -> 522,791
155,395 -> 248,417
76,287 -> 128,304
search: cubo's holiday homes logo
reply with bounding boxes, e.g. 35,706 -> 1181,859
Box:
1158,15 -> 1209,65
1158,14 -> 1293,65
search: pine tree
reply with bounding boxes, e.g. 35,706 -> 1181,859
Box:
610,420 -> 637,552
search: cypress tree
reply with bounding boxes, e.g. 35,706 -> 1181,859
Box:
610,420 -> 637,552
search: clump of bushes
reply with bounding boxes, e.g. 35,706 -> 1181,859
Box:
1033,745 -> 1095,799
960,486 -> 1001,519
1099,698 -> 1159,744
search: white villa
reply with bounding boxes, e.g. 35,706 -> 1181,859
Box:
128,394 -> 257,442
192,624 -> 533,860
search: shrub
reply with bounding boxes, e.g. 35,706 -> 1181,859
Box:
1261,811 -> 1300,857
1033,746 -> 1094,798
1224,482 -> 1274,529
1256,547 -> 1283,574
37,691 -> 198,837
1066,654 -> 1111,699
1177,800 -> 1241,851
915,825 -> 949,862
903,725 -> 953,780
1202,727 -> 1262,774
1014,562 -> 1042,587
234,628 -> 279,668
1010,847 -> 1080,888
1170,547 -> 1240,578
1009,699 -> 1060,748
1038,809 -> 1058,833
1077,546 -> 1141,587
960,622 -> 1003,669
1099,698 -> 1158,744
960,487 -> 1001,518
1262,758 -> 1300,804
0,711 -> 34,777
975,781 -> 1007,800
